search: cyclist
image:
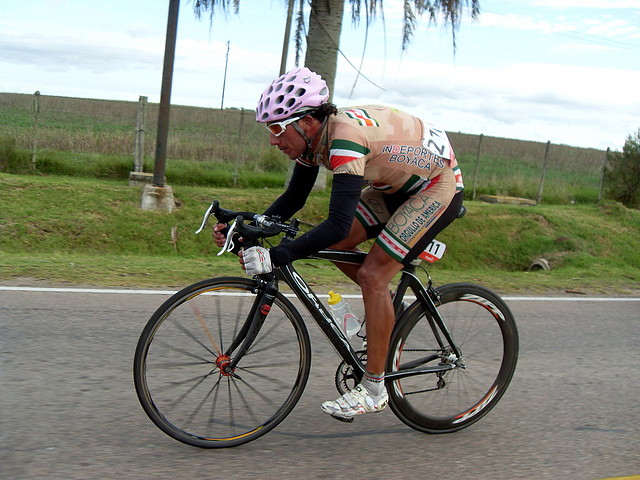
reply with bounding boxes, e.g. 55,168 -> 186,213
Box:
213,67 -> 464,421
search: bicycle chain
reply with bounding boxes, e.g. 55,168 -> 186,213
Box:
335,349 -> 450,395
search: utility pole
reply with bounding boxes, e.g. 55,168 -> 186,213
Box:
280,0 -> 295,75
221,41 -> 230,109
141,0 -> 178,211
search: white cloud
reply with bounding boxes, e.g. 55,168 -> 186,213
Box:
1,0 -> 637,151
584,19 -> 640,39
478,12 -> 577,34
336,57 -> 639,149
0,26 -> 163,72
530,0 -> 639,8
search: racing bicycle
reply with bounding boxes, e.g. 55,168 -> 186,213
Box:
133,201 -> 519,448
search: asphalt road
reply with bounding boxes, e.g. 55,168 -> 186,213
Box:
1,287 -> 638,480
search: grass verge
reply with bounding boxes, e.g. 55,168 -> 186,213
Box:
1,173 -> 639,295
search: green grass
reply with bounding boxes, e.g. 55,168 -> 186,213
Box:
1,173 -> 639,295
1,93 -> 635,294
1,92 -> 610,205
457,153 -> 603,204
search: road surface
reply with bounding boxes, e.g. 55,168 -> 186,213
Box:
1,287 -> 638,479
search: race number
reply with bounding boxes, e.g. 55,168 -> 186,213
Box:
418,239 -> 446,263
425,124 -> 452,160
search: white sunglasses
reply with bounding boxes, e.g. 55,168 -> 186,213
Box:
265,116 -> 303,137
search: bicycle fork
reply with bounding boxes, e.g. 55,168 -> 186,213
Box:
222,274 -> 278,376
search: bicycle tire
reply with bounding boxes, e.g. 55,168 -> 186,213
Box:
133,277 -> 312,448
387,282 -> 518,433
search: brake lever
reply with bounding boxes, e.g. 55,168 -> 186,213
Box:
216,220 -> 238,256
195,201 -> 216,235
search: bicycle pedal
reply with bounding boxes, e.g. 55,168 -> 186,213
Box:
330,414 -> 355,423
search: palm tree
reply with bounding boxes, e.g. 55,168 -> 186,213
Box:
194,0 -> 478,190
193,0 -> 479,100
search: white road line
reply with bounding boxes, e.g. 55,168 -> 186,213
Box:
0,286 -> 639,301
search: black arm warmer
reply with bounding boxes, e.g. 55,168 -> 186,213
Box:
263,163 -> 319,220
269,173 -> 364,267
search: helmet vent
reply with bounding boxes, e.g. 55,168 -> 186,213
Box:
255,67 -> 329,123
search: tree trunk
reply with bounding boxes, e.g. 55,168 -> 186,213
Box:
304,0 -> 344,102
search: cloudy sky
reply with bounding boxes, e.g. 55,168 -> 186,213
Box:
1,0 -> 639,150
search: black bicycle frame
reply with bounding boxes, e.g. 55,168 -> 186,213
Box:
227,248 -> 462,381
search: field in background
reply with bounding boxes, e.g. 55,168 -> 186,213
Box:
1,92 -> 609,203
2,173 -> 639,294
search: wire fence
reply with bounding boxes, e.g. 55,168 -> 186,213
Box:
1,92 -> 609,203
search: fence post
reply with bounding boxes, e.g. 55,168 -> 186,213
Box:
31,91 -> 41,171
599,147 -> 610,202
134,95 -> 147,173
537,141 -> 551,204
234,108 -> 246,187
472,133 -> 483,200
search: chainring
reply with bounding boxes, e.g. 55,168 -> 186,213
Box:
334,350 -> 367,395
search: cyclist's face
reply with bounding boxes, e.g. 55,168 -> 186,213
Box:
269,117 -> 308,160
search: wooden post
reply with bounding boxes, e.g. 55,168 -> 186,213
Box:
134,95 -> 147,173
31,91 -> 41,171
599,147 -> 610,202
537,141 -> 551,204
472,133 -> 483,200
234,108 -> 246,187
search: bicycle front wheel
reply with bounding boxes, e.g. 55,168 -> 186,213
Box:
133,277 -> 311,448
387,283 -> 518,433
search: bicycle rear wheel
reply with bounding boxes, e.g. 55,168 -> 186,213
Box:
387,283 -> 518,433
133,277 -> 311,448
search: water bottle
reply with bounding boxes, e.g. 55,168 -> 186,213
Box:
327,291 -> 362,338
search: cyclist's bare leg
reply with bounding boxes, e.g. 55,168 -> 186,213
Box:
320,244 -> 401,419
329,220 -> 401,371
356,244 -> 404,374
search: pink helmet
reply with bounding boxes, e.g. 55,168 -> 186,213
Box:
256,67 -> 329,123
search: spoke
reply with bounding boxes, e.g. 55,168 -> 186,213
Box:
235,363 -> 299,390
154,368 -> 216,392
166,369 -> 216,410
191,301 -> 222,355
137,279 -> 309,447
247,336 -> 299,356
230,377 -> 261,427
183,376 -> 221,429
154,339 -> 214,365
150,359 -> 213,369
167,318 -> 217,357
234,373 -> 279,408
248,319 -> 283,351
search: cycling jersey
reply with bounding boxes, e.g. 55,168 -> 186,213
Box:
300,105 -> 464,193
267,105 -> 464,267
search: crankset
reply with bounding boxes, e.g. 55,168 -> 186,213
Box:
334,350 -> 367,395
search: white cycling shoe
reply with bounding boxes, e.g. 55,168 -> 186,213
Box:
321,384 -> 388,421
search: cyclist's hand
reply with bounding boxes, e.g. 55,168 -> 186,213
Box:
212,223 -> 227,247
240,247 -> 273,275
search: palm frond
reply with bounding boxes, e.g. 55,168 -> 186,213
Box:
193,0 -> 240,21
401,0 -> 479,52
